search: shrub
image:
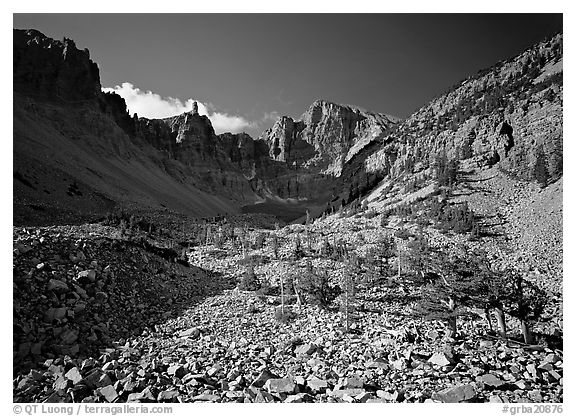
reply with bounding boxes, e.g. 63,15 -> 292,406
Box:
319,237 -> 333,258
270,233 -> 279,259
364,210 -> 378,219
238,262 -> 260,291
274,305 -> 294,324
435,153 -> 459,187
253,232 -> 266,249
293,234 -> 304,259
296,263 -> 339,307
246,303 -> 259,314
394,228 -> 413,240
103,208 -> 158,236
380,211 -> 391,227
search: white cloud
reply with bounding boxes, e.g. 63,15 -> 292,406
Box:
102,82 -> 256,134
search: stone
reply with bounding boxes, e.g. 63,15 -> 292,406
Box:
60,329 -> 78,345
526,364 -> 539,378
377,390 -> 399,401
127,392 -> 144,402
295,343 -> 317,356
98,385 -> 118,402
481,373 -> 504,388
48,279 -> 69,292
140,387 -> 156,401
489,395 -> 504,403
307,376 -> 328,393
264,378 -> 296,394
77,269 -> 96,283
432,384 -> 476,403
207,364 -> 222,377
284,395 -> 303,403
428,352 -> 454,367
64,367 -> 82,384
44,307 -> 67,322
329,388 -> 365,398
73,284 -> 88,299
342,376 -> 363,389
102,362 -> 116,372
538,362 -> 553,372
84,370 -> 111,388
264,346 -> 275,356
548,370 -> 561,380
254,390 -> 275,403
157,390 -> 180,401
294,375 -> 306,386
44,392 -> 68,403
251,368 -> 278,388
355,392 -> 375,402
427,329 -> 439,340
53,376 -> 70,391
167,364 -> 187,379
178,328 -> 200,338
543,354 -> 561,364
391,358 -> 407,371
528,390 -> 543,402
81,358 -> 96,371
29,369 -> 44,382
366,358 -> 389,370
122,379 -> 139,393
515,380 -> 530,390
192,393 -> 220,402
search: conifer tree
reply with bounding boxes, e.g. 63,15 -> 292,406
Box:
271,233 -> 279,259
413,250 -> 487,338
502,270 -> 547,344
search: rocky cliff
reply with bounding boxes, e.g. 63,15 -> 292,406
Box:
259,100 -> 399,176
13,29 -> 252,224
14,29 -> 101,102
362,34 -> 563,189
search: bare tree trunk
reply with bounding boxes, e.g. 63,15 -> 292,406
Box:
446,316 -> 457,338
344,291 -> 350,332
494,306 -> 507,338
520,320 -> 534,344
280,278 -> 285,316
293,278 -> 303,306
485,307 -> 494,333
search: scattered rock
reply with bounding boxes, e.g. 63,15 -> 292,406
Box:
433,384 -> 476,403
98,385 -> 118,402
264,378 -> 296,394
428,352 -> 454,367
480,373 -> 504,388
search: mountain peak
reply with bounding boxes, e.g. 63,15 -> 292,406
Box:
14,28 -> 101,102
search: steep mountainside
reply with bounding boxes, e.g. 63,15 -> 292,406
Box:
363,34 -> 562,187
13,29 -> 399,225
347,33 -> 564,288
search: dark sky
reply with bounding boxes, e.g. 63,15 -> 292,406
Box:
13,14 -> 562,136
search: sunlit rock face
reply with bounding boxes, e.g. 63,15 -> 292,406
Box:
259,99 -> 399,176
